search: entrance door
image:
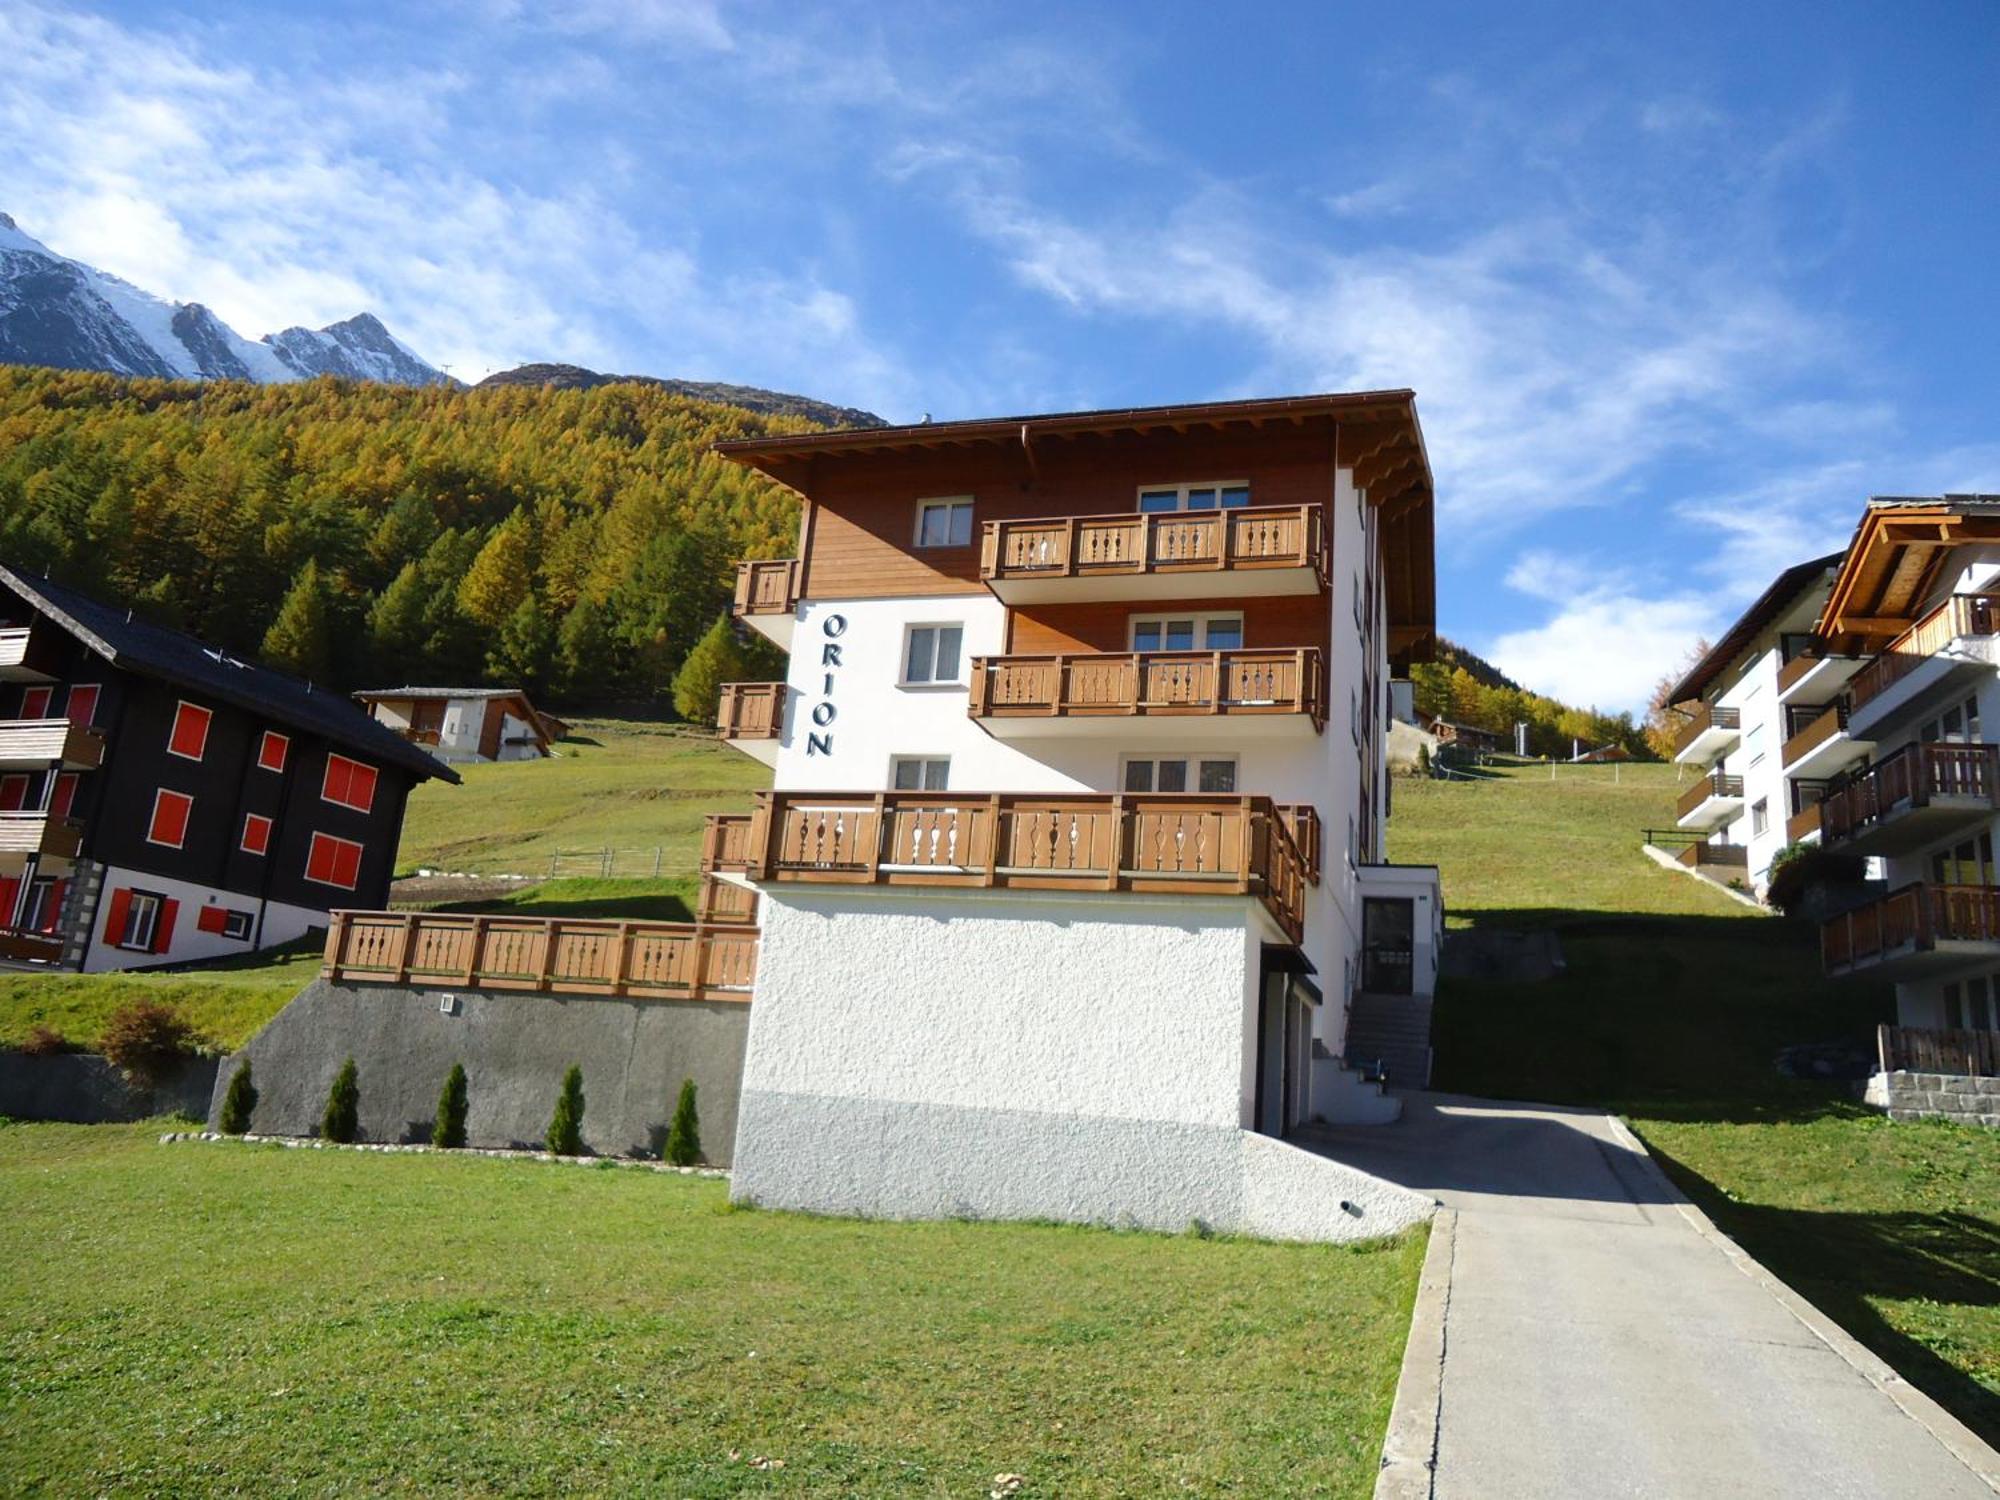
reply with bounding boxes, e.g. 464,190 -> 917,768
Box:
1362,898 -> 1415,995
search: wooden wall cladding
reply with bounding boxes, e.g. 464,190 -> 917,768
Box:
1003,594 -> 1333,658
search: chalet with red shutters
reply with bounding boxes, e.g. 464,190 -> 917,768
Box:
0,564 -> 455,971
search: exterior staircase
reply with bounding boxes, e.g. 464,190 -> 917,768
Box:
1311,1039 -> 1402,1124
1344,993 -> 1434,1091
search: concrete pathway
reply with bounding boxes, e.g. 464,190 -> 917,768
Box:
1308,1093 -> 1999,1499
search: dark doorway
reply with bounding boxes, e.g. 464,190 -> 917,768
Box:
1363,897 -> 1415,995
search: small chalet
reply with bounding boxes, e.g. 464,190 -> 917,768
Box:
0,565 -> 456,971
353,687 -> 563,764
1427,717 -> 1501,752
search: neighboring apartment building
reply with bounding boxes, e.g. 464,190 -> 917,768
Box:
1668,552 -> 1847,896
354,687 -> 562,764
0,565 -> 455,971
700,391 -> 1445,1239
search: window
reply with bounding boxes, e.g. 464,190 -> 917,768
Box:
257,731 -> 290,773
49,772 -> 77,819
1135,481 -> 1251,512
240,812 -> 273,856
1352,572 -> 1364,632
65,684 -> 99,726
1944,981 -> 1963,1029
148,789 -> 193,849
1743,723 -> 1764,769
1931,833 -> 1994,887
305,831 -> 364,890
168,701 -> 212,761
1920,697 -> 1982,745
891,756 -> 950,791
902,624 -> 964,685
19,685 -> 52,719
1129,613 -> 1243,652
321,754 -> 379,813
1751,799 -> 1769,836
1121,755 -> 1236,793
196,905 -> 254,941
0,774 -> 27,811
106,888 -> 174,954
22,877 -> 61,933
914,497 -> 974,548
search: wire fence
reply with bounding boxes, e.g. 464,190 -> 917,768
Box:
543,847 -> 672,878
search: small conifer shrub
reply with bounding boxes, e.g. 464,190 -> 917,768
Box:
432,1063 -> 468,1149
321,1057 -> 360,1143
219,1060 -> 258,1134
546,1065 -> 585,1155
664,1077 -> 702,1166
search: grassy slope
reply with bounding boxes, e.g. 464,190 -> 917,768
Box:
0,1123 -> 1423,1497
0,941 -> 322,1053
395,717 -> 768,877
1390,759 -> 1999,1444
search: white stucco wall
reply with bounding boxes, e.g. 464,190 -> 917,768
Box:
84,864 -> 326,972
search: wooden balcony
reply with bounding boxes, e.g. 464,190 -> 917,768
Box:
743,790 -> 1310,942
322,911 -> 757,1001
701,813 -> 755,874
1777,649 -> 1863,704
0,928 -> 64,963
1676,839 -> 1747,871
1818,742 -> 1999,856
716,682 -> 787,767
1674,772 -> 1744,828
1277,803 -> 1321,886
979,504 -> 1328,604
0,719 -> 104,770
1878,1022 -> 2000,1078
968,648 -> 1325,742
0,812 -> 82,862
1784,801 -> 1823,843
696,873 -> 758,925
0,620 -> 62,683
1670,703 -> 1740,764
1848,592 -> 2000,720
1823,883 -> 2000,980
1780,701 -> 1870,779
731,558 -> 802,648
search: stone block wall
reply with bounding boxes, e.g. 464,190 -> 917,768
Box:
1871,1070 -> 2000,1127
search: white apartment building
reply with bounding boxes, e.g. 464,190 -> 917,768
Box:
699,393 -> 1446,1241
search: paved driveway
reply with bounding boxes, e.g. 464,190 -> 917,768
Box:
1310,1094 -> 1997,1499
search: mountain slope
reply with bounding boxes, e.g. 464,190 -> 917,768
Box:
0,212 -> 448,387
477,362 -> 884,430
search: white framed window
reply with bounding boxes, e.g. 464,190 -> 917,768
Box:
913,497 -> 974,549
890,756 -> 950,791
1751,799 -> 1769,836
117,891 -> 163,952
1135,481 -> 1251,513
902,624 -> 964,685
1121,754 -> 1237,794
1128,612 -> 1243,652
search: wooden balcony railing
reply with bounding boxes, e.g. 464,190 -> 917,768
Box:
1819,742 -> 2000,845
1784,801 -> 1822,842
743,791 -> 1311,942
1879,1023 -> 2000,1078
1676,839 -> 1748,869
1277,803 -> 1321,885
980,504 -> 1328,588
717,682 -> 787,740
0,719 -> 105,769
732,558 -> 801,618
0,812 -> 82,860
696,873 -> 758,924
1777,651 -> 1826,696
1823,883 -> 2000,973
1848,592 -> 2000,710
322,911 -> 757,1001
396,726 -> 443,746
701,813 -> 755,874
1674,772 -> 1744,821
1780,701 -> 1850,767
0,928 -> 64,962
968,648 -> 1326,729
1670,703 -> 1740,760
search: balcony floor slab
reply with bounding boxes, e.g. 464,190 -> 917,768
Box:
985,566 -> 1322,606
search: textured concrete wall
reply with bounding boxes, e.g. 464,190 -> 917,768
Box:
0,1051 -> 217,1123
1871,1070 -> 2000,1127
732,886 -> 1432,1242
209,980 -> 749,1160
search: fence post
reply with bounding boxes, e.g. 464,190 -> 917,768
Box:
652,846 -> 662,878
464,917 -> 487,988
323,912 -> 347,978
391,915 -> 413,985
601,846 -> 611,878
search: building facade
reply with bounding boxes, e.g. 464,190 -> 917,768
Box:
354,687 -> 560,764
0,566 -> 454,971
700,392 -> 1445,1239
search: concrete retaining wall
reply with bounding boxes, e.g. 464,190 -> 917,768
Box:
0,1051 -> 218,1123
1868,1069 -> 2000,1127
208,980 -> 750,1162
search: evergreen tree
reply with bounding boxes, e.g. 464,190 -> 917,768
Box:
218,1059 -> 257,1135
487,596 -> 557,693
262,559 -> 334,681
664,1077 -> 702,1166
546,1065 -> 585,1155
367,560 -> 430,678
432,1062 -> 468,1149
671,614 -> 744,725
321,1057 -> 360,1143
554,597 -> 619,699
457,516 -> 533,628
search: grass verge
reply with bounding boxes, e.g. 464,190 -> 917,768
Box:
0,939 -> 320,1053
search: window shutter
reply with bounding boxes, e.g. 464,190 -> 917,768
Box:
104,888 -> 132,946
0,876 -> 18,927
152,899 -> 179,954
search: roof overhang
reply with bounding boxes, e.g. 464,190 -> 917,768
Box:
1819,497 -> 2000,654
1668,551 -> 1843,705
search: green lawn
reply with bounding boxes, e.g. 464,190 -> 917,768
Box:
0,1122 -> 1423,1497
397,717 -> 767,877
1390,758 -> 2000,1447
0,939 -> 321,1053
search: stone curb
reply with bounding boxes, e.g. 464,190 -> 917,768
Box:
1602,1114 -> 2000,1495
1375,1206 -> 1455,1500
159,1130 -> 729,1178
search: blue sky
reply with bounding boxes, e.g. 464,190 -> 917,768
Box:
2,0 -> 1997,713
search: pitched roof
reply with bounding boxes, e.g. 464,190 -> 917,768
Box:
1667,551 -> 1844,705
353,687 -> 534,701
0,565 -> 458,784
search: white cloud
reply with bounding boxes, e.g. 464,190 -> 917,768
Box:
1486,585 -> 1719,716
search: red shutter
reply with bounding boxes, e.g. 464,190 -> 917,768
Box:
197,905 -> 229,935
66,684 -> 98,726
104,888 -> 133,947
336,839 -> 363,889
0,776 -> 26,812
49,773 -> 76,819
152,899 -> 179,954
0,876 -> 18,928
